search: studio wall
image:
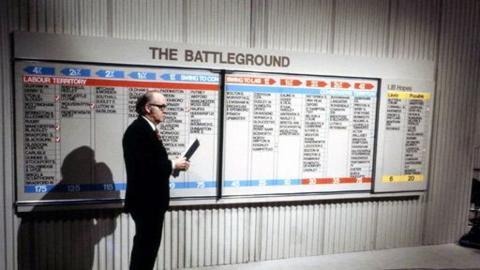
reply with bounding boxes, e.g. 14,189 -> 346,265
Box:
1,0 -> 480,269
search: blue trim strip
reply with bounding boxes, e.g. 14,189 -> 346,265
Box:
24,181 -> 217,193
225,85 -> 377,97
24,183 -> 126,193
170,181 -> 216,189
224,179 -> 302,187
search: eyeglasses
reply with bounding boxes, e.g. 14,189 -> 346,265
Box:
149,103 -> 167,111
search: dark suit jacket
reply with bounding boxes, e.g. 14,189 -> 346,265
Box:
123,117 -> 172,213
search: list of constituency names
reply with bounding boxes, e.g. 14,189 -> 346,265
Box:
381,90 -> 431,183
17,62 -> 435,202
17,62 -> 219,200
223,74 -> 378,195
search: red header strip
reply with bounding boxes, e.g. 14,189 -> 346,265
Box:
302,178 -> 334,185
23,75 -> 219,91
339,177 -> 357,184
301,177 -> 371,185
362,177 -> 372,183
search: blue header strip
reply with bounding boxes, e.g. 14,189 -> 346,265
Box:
161,73 -> 219,83
24,66 -> 55,75
61,68 -> 91,77
96,70 -> 125,78
129,71 -> 156,80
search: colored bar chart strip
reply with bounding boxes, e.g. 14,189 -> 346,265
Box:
25,181 -> 217,193
382,175 -> 424,183
224,177 -> 372,187
25,183 -> 127,193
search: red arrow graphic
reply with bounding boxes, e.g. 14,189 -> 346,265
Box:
331,81 -> 351,89
306,80 -> 328,87
354,82 -> 375,90
226,76 -> 274,85
280,79 -> 302,86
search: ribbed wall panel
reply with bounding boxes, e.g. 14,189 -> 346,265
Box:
333,0 -> 390,57
8,0 -> 109,35
112,0 -> 183,41
2,1 -> 480,269
262,0 -> 333,52
249,0 -> 266,49
184,0 -> 251,47
375,199 -> 425,249
389,0 -> 441,60
78,0 -> 109,36
15,201 -> 425,269
425,1 -> 480,244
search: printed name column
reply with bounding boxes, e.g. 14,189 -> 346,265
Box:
154,71 -> 220,196
349,82 -> 377,182
59,77 -> 94,193
382,91 -> 407,182
127,88 -> 148,124
92,69 -> 127,193
277,78 -> 304,182
404,93 -> 430,181
183,88 -> 218,186
251,91 -> 277,182
224,75 -> 254,190
162,89 -> 188,159
302,82 -> 327,179
326,81 -> 353,178
22,75 -> 58,192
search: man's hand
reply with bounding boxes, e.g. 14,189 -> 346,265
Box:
174,157 -> 190,171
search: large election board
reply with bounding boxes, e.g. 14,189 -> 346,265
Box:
222,72 -> 379,196
15,61 -> 219,205
374,79 -> 434,192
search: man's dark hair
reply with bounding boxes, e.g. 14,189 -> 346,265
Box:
135,91 -> 161,115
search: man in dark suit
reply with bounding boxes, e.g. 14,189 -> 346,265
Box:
123,90 -> 189,270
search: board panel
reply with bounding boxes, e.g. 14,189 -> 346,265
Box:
15,61 -> 220,207
374,79 -> 434,192
222,72 -> 379,196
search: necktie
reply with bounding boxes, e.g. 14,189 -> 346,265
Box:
154,128 -> 161,140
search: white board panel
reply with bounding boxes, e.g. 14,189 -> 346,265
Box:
15,61 -> 219,209
374,79 -> 434,192
13,32 -> 437,205
222,72 -> 379,196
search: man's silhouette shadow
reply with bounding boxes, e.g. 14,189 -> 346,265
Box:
17,146 -> 121,270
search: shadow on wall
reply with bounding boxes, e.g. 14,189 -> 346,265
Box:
17,146 -> 122,270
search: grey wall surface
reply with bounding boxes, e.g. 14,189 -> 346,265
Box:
1,0 -> 480,269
